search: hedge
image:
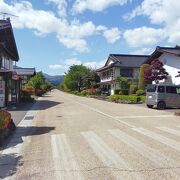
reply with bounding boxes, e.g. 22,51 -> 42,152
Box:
114,89 -> 129,95
108,95 -> 145,103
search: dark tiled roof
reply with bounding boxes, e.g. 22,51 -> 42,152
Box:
97,54 -> 149,72
145,46 -> 180,63
14,66 -> 36,76
0,19 -> 19,61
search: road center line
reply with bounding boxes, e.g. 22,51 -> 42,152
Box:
60,95 -> 135,128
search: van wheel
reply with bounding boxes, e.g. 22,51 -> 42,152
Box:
157,101 -> 166,110
147,105 -> 153,108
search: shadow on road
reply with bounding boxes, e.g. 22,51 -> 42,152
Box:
0,126 -> 55,179
0,153 -> 23,179
8,100 -> 63,111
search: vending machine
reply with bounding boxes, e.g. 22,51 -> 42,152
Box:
0,81 -> 5,107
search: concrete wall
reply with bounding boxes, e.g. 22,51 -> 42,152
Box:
159,53 -> 180,85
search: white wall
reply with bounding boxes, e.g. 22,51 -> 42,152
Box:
159,53 -> 180,85
114,67 -> 120,78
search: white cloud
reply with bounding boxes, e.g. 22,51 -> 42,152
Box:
49,58 -> 106,73
125,0 -> 180,44
65,58 -> 82,66
123,27 -> 165,48
0,0 -> 121,52
103,28 -> 121,43
0,1 -> 61,35
84,59 -> 106,69
49,64 -> 64,69
48,0 -> 67,18
64,57 -> 106,69
131,48 -> 153,55
72,0 -> 129,14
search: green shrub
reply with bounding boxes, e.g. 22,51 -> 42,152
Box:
21,91 -> 34,102
108,95 -> 141,103
114,89 -> 129,95
120,89 -> 129,95
114,89 -> 121,95
138,64 -> 150,90
136,89 -> 146,96
116,77 -> 129,89
81,89 -> 89,96
129,83 -> 138,95
140,96 -> 146,103
80,89 -> 97,96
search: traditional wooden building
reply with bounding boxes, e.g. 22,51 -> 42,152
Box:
14,66 -> 36,84
0,18 -> 21,107
97,54 -> 149,95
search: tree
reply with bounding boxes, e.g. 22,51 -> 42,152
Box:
138,64 -> 150,90
63,65 -> 100,92
116,77 -> 129,89
83,69 -> 100,89
27,72 -> 45,89
64,65 -> 90,92
144,59 -> 169,84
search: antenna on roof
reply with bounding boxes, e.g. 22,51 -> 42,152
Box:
0,12 -> 18,20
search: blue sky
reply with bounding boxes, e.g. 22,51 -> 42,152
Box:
1,0 -> 180,75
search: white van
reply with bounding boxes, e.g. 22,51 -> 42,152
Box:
146,84 -> 180,110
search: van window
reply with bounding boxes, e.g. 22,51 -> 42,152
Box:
166,86 -> 177,94
176,87 -> 180,94
158,86 -> 165,93
147,85 -> 156,92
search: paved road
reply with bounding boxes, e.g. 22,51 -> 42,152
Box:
1,89 -> 180,180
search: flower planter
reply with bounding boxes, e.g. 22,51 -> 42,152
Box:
0,129 -> 5,146
0,110 -> 16,146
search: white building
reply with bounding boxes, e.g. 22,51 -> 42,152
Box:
97,54 -> 149,95
146,46 -> 180,85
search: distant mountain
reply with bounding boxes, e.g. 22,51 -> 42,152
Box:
43,73 -> 64,86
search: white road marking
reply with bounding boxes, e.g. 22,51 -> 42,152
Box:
81,131 -> 143,180
133,128 -> 180,152
60,93 -> 174,128
157,127 -> 180,137
51,134 -> 83,180
109,129 -> 180,177
115,115 -> 175,119
75,100 -> 136,128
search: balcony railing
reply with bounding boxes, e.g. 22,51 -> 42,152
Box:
101,76 -> 114,82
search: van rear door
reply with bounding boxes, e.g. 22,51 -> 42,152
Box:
166,86 -> 178,107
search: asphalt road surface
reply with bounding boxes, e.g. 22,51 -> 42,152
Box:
1,89 -> 180,180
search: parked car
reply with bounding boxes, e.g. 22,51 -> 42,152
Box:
146,84 -> 180,110
101,88 -> 110,95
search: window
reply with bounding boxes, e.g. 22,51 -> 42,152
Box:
147,85 -> 156,92
166,86 -> 177,94
158,86 -> 165,93
176,88 -> 180,94
1,55 -> 10,70
120,69 -> 133,77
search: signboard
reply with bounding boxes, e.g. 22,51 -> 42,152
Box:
0,81 -> 5,107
